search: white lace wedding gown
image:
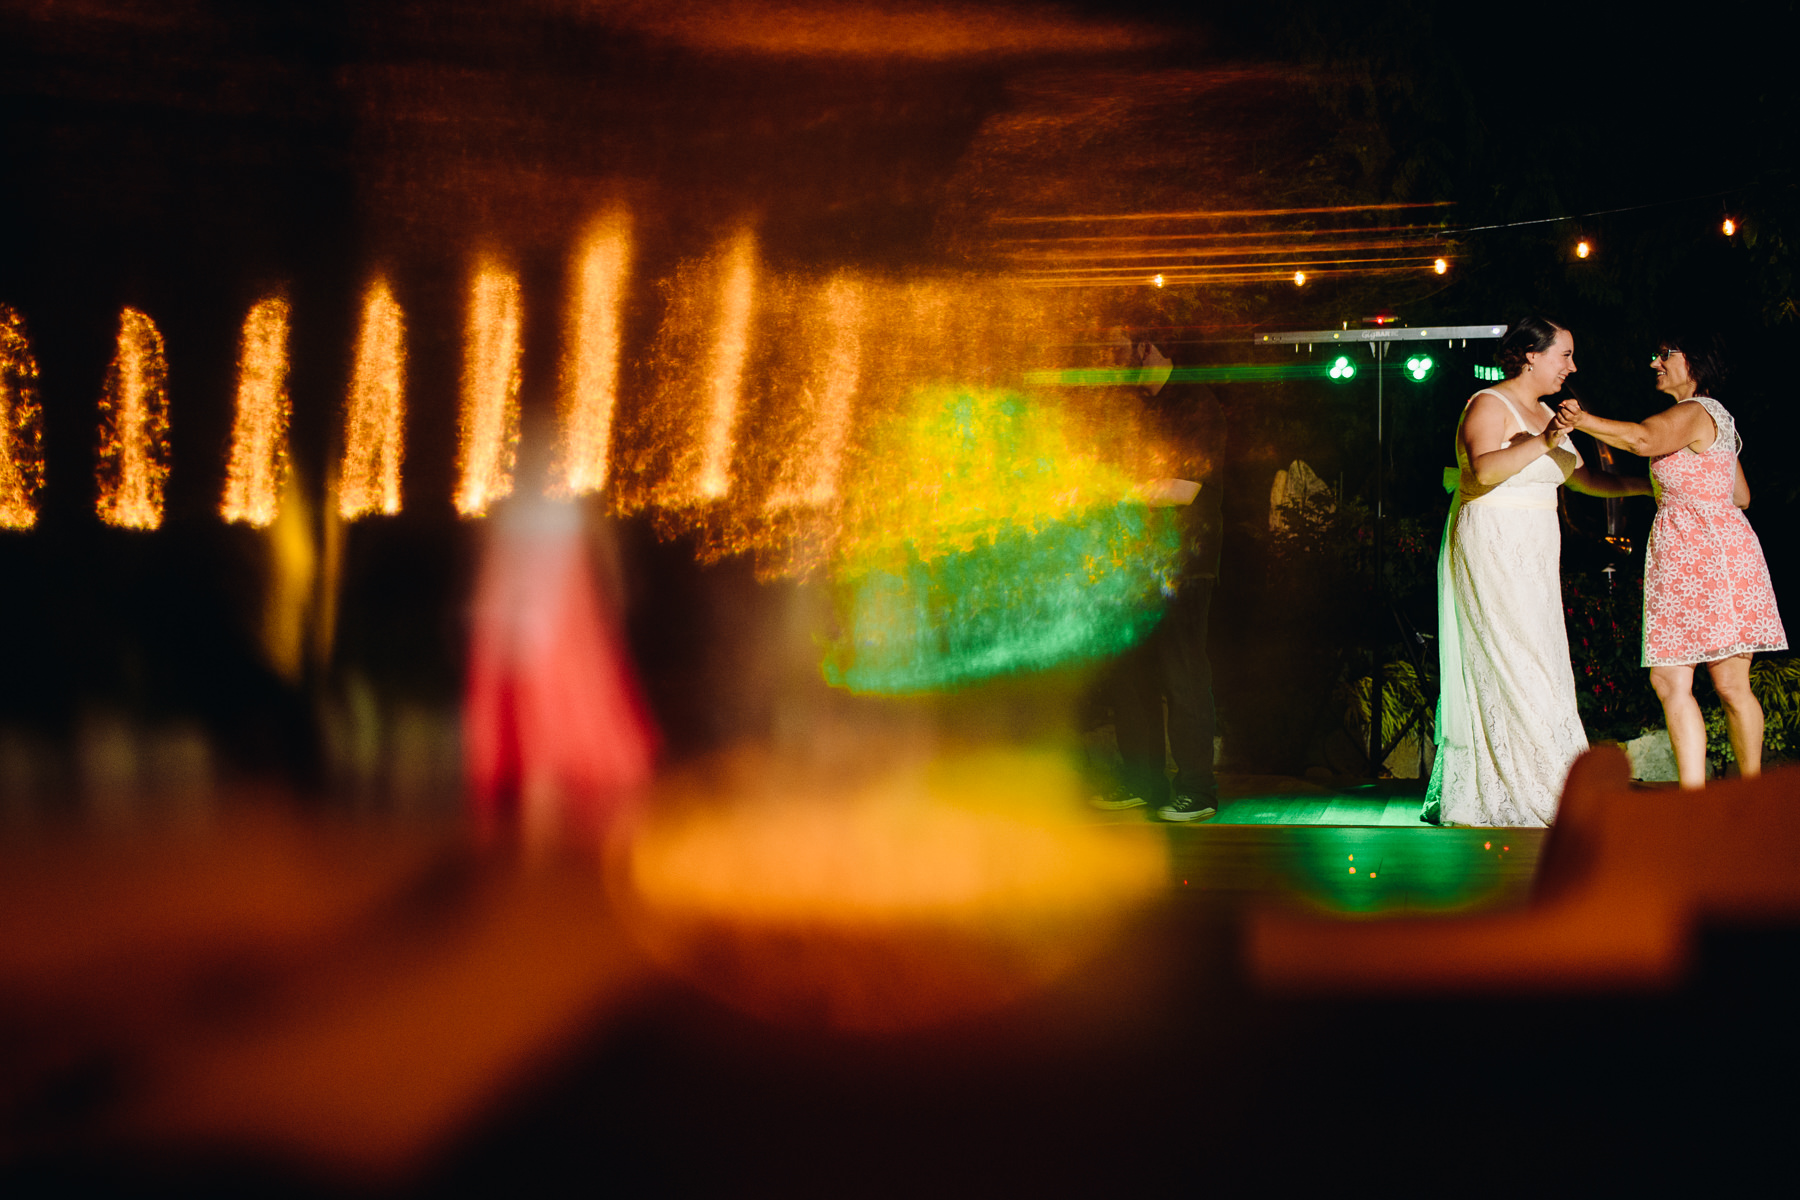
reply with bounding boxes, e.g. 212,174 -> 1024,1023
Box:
1424,389 -> 1589,827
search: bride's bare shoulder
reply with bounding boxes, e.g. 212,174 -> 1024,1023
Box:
1459,389 -> 1506,425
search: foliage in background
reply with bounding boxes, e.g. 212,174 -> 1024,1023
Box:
1345,658 -> 1433,770
1261,490 -> 1439,773
1705,657 -> 1800,771
1563,570 -> 1663,743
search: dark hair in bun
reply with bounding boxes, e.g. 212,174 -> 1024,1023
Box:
1496,316 -> 1567,379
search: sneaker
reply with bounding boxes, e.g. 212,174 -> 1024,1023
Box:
1156,793 -> 1217,822
1089,788 -> 1147,811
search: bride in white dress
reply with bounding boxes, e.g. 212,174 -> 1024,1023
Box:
1425,318 -> 1651,826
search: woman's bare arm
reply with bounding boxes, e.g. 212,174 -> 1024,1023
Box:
1734,461 -> 1751,508
1564,399 -> 1715,458
1567,466 -> 1653,498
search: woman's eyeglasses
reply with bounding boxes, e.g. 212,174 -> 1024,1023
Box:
1650,347 -> 1684,365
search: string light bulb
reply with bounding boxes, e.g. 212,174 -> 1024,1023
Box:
1151,273 -> 1164,288
1576,239 -> 1592,259
1293,271 -> 1306,287
1433,257 -> 1448,275
1723,217 -> 1737,237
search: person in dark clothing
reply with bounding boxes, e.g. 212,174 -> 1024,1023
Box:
1091,333 -> 1224,822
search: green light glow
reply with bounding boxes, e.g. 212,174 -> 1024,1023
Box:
1404,353 -> 1434,382
1286,828 -> 1523,914
1025,363 -> 1332,387
823,386 -> 1180,695
1327,355 -> 1357,381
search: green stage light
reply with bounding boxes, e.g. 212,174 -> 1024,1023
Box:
1473,364 -> 1503,382
1404,353 -> 1434,382
1326,355 -> 1357,381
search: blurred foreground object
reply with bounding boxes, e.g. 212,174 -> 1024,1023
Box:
0,747 -> 1163,1181
1251,746 -> 1800,991
0,814 -> 648,1181
619,746 -> 1167,1031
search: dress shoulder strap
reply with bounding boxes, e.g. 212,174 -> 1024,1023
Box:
1470,387 -> 1531,436
1692,396 -> 1741,456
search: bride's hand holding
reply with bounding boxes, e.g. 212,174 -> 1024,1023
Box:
1545,403 -> 1577,446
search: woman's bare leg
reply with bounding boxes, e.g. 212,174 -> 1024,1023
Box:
1651,664 -> 1707,789
1707,654 -> 1763,778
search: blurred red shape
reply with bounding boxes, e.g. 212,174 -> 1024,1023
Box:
464,504 -> 658,833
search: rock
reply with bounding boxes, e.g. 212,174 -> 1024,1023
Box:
1269,459 -> 1332,532
1623,728 -> 1679,781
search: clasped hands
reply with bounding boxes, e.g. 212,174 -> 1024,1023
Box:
1546,397 -> 1585,443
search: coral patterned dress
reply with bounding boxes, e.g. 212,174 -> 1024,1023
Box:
1642,397 -> 1787,666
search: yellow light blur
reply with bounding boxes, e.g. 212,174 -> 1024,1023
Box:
1294,270 -> 1306,286
262,464 -> 316,684
1723,217 -> 1737,236
96,307 -> 170,530
339,279 -> 407,520
0,304 -> 44,530
694,230 -> 759,502
552,210 -> 633,499
1576,240 -> 1591,259
1151,273 -> 1164,287
622,747 -> 1166,1031
625,270 -> 1085,573
220,297 -> 292,527
455,263 -> 524,518
1433,257 -> 1448,275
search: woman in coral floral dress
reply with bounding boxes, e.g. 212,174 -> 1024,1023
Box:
1563,331 -> 1787,788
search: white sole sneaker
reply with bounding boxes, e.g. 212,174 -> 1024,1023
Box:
1089,793 -> 1147,811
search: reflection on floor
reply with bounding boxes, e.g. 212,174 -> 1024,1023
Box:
1090,773 -> 1432,827
1091,775 -> 1542,916
1213,773 -> 1430,826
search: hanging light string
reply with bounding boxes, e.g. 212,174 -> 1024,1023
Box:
1445,186 -> 1743,236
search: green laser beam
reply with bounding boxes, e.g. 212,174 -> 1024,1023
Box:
1024,364 -> 1318,386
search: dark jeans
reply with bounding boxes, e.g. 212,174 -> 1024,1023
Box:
1106,577 -> 1217,805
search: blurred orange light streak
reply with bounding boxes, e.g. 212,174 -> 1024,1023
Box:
992,201 -> 1455,223
96,307 -> 170,530
552,211 -> 632,499
694,230 -> 758,502
339,279 -> 407,520
1018,252 -> 1449,271
1018,266 -> 1435,288
1005,240 -> 1447,262
456,264 -> 524,518
767,274 -> 863,511
1015,255 -> 1448,278
221,297 -> 292,527
999,224 -> 1447,244
622,4 -> 1161,59
0,304 -> 44,530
